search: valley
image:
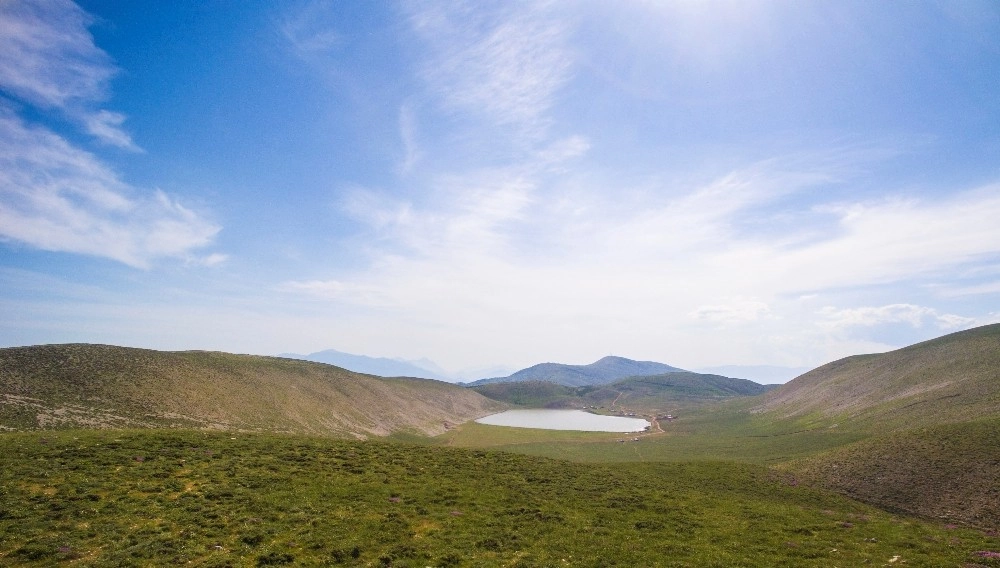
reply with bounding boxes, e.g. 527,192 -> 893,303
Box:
1,325 -> 999,566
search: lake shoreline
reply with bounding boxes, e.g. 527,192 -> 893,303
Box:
475,409 -> 650,432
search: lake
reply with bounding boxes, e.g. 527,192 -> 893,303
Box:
475,409 -> 650,432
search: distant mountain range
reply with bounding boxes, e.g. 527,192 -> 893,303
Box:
467,356 -> 686,387
279,349 -> 807,385
280,349 -> 451,380
279,349 -> 515,382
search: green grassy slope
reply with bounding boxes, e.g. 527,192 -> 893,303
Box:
753,323 -> 1000,430
438,402 -> 867,466
2,429 -> 998,567
0,344 -> 504,438
613,372 -> 774,410
787,419 -> 1000,529
471,372 -> 772,413
469,380 -> 598,408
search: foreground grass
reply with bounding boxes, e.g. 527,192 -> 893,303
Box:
2,430 -> 998,567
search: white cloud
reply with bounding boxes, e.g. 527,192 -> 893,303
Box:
690,300 -> 771,325
0,1 -> 218,268
408,1 -> 573,140
975,312 -> 1000,326
0,0 -> 110,107
686,181 -> 1000,306
267,3 -> 1000,370
279,1 -> 343,58
341,164 -> 536,260
818,304 -> 975,330
82,110 -> 141,152
337,154 -> 995,308
287,149 -> 1000,369
0,0 -> 137,149
195,253 -> 229,268
941,280 -> 1000,297
0,111 -> 219,268
279,279 -> 393,309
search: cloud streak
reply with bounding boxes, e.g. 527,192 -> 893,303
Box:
279,1 -> 343,59
0,0 -> 138,150
818,304 -> 975,330
408,2 -> 573,141
0,111 -> 220,268
0,0 -> 221,268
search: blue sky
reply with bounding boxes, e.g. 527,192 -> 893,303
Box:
2,0 -> 999,378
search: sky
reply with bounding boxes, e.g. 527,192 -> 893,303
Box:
2,0 -> 1000,380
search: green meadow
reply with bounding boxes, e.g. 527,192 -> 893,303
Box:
436,402 -> 866,465
2,429 -> 999,567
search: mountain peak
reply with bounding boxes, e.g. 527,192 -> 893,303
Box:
592,355 -> 633,364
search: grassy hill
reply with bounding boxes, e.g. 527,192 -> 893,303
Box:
469,380 -> 598,408
472,372 -> 774,413
612,372 -> 775,409
0,344 -> 504,438
468,356 -> 684,387
752,323 -> 1000,430
787,419 -> 1000,529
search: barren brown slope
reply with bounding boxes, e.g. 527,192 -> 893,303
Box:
0,344 -> 505,437
753,323 -> 1000,429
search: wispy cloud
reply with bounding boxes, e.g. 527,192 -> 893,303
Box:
691,300 -> 771,325
0,0 -> 138,150
940,280 -> 1000,297
341,163 -> 537,260
283,149 -> 1000,368
0,107 -> 219,268
0,0 -> 112,107
279,1 -> 343,59
749,185 -> 1000,294
397,103 -> 422,174
267,3 -> 1000,370
82,110 -> 138,151
818,304 -> 975,330
408,1 -> 573,140
0,1 -> 220,268
279,279 -> 392,308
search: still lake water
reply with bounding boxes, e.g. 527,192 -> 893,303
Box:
475,409 -> 650,432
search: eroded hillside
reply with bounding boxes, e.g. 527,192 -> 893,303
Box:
0,344 -> 504,437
